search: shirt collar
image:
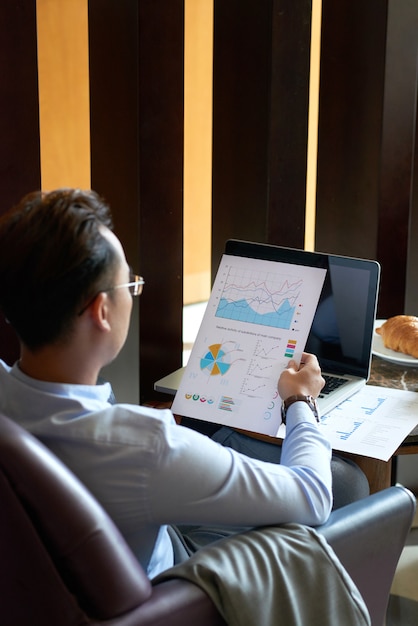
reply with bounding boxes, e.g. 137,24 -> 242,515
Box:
10,361 -> 114,404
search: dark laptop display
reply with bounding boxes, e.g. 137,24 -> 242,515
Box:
225,240 -> 381,414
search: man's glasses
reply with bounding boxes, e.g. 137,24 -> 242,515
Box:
78,274 -> 145,315
111,274 -> 145,297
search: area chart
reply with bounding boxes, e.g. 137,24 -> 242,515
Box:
216,266 -> 303,330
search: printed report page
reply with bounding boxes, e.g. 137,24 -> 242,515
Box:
172,254 -> 327,436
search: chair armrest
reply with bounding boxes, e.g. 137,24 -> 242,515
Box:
317,484 -> 416,626
92,579 -> 226,626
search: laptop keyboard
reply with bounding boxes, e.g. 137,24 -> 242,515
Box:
319,375 -> 348,398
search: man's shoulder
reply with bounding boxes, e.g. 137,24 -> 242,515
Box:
62,403 -> 177,449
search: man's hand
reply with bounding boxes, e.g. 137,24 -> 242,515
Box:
278,352 -> 325,401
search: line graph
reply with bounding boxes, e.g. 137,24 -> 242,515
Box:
240,338 -> 287,399
253,340 -> 282,358
216,266 -> 303,330
247,360 -> 275,377
240,378 -> 269,396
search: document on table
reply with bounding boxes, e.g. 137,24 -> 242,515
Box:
304,385 -> 418,461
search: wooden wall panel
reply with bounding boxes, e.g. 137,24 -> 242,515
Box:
316,0 -> 418,318
377,1 -> 418,316
0,0 -> 41,364
316,1 -> 387,261
137,0 -> 184,401
267,0 -> 313,249
211,0 -> 272,276
405,101 -> 418,315
88,0 -> 184,402
211,0 -> 312,278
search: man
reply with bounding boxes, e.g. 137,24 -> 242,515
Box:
0,189 -> 336,578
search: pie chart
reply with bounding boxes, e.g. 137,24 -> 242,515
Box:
200,343 -> 231,376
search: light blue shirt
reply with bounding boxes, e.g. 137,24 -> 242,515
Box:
0,360 -> 332,578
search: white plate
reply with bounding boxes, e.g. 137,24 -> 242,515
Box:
372,319 -> 418,366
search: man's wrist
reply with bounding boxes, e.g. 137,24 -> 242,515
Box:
281,394 -> 319,425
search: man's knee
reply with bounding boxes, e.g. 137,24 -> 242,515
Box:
331,455 -> 370,509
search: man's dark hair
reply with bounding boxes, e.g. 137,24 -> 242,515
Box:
0,188 -> 117,350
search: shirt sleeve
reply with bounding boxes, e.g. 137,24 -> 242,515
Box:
148,402 -> 332,528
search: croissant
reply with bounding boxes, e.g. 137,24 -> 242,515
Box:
375,315 -> 418,358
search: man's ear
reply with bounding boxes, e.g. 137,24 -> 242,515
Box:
89,292 -> 111,332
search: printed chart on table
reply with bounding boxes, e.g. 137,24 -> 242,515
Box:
316,385 -> 418,461
172,253 -> 327,436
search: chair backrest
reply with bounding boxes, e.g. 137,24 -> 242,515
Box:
0,412 -> 151,625
0,411 -> 415,626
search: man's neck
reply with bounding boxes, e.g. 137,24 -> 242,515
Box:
19,344 -> 101,386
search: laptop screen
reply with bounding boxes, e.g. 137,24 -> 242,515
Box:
225,240 -> 380,379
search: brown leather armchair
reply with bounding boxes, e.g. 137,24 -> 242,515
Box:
0,412 -> 415,626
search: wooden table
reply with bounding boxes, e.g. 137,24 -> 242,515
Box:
343,355 -> 418,493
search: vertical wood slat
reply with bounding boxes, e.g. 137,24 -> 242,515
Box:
377,0 -> 418,316
88,0 -> 141,402
267,0 -> 312,249
211,0 -> 312,279
88,0 -> 184,402
405,99 -> 418,315
0,0 -> 41,364
211,0 -> 272,278
137,0 -> 184,402
317,0 -> 418,318
316,1 -> 387,261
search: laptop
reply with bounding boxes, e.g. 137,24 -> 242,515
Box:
156,240 -> 380,432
